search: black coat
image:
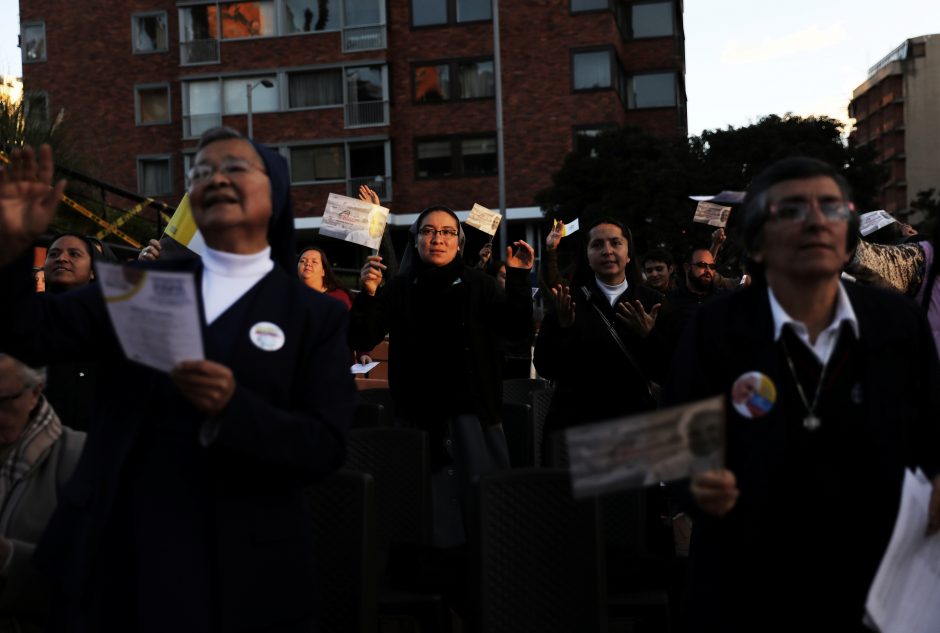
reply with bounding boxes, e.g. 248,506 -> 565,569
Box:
667,281 -> 940,633
1,254 -> 356,632
534,277 -> 670,431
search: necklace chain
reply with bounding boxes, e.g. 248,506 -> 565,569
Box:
780,333 -> 827,432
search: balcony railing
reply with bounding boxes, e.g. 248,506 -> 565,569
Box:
343,25 -> 386,52
184,113 -> 223,139
345,100 -> 388,128
180,38 -> 220,65
348,176 -> 391,201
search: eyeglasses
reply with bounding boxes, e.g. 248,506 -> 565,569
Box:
187,159 -> 267,186
691,262 -> 717,271
769,200 -> 852,223
418,227 -> 460,240
0,386 -> 28,410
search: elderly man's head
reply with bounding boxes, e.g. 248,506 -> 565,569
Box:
0,355 -> 45,448
740,157 -> 859,283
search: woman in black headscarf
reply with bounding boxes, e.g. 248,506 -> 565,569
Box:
0,128 -> 357,632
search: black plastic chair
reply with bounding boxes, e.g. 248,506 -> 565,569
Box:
501,378 -> 554,466
469,469 -> 608,633
501,401 -> 534,467
305,470 -> 378,633
356,388 -> 395,426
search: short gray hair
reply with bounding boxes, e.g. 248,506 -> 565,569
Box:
0,353 -> 47,388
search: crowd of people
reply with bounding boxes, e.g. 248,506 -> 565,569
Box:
1,129 -> 939,632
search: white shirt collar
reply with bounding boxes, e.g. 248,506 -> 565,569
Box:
767,282 -> 860,364
595,276 -> 628,307
202,246 -> 274,277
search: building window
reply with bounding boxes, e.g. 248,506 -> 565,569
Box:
136,84 -> 171,125
180,6 -> 220,64
25,92 -> 49,124
219,1 -> 277,38
132,12 -> 169,52
628,72 -> 676,108
572,49 -> 613,90
184,79 -> 222,137
288,69 -> 343,108
631,2 -> 673,38
22,22 -> 46,63
290,144 -> 346,183
138,156 -> 173,196
222,75 -> 279,114
574,125 -> 615,155
571,0 -> 608,11
283,0 -> 340,32
414,59 -> 494,102
411,0 -> 491,26
416,136 -> 497,179
344,0 -> 382,26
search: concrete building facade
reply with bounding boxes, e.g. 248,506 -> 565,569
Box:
19,0 -> 686,253
849,34 -> 940,219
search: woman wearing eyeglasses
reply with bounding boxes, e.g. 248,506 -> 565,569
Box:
0,128 -> 356,632
349,205 -> 534,546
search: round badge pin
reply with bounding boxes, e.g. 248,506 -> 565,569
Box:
249,321 -> 286,352
730,371 -> 777,419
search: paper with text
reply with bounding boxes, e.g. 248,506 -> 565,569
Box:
320,193 -> 389,250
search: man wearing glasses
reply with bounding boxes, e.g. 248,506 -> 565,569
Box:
668,157 -> 940,632
666,246 -> 723,336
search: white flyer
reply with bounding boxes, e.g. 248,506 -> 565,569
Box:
553,218 -> 580,237
96,262 -> 205,373
350,361 -> 380,375
465,203 -> 503,236
859,210 -> 898,237
319,192 -> 389,250
692,201 -> 732,228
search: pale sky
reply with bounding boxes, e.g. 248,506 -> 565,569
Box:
2,0 -> 939,137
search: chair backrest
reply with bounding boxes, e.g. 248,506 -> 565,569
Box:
470,469 -> 608,633
501,377 -> 552,405
501,401 -> 534,467
345,428 -> 433,558
305,470 -> 378,633
502,378 -> 554,467
352,401 -> 386,428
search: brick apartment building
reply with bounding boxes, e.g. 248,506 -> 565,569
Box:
19,0 -> 686,258
848,34 -> 940,220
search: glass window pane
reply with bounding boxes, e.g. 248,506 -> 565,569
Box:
290,145 -> 345,182
139,87 -> 170,123
632,2 -> 673,38
415,65 -> 450,102
284,0 -> 339,32
22,24 -> 46,62
223,77 -> 278,114
457,60 -> 494,99
344,0 -> 381,26
349,143 -> 386,178
188,81 -> 220,115
289,70 -> 343,108
573,51 -> 611,90
571,0 -> 608,10
631,72 -> 676,108
181,5 -> 219,42
139,159 -> 171,195
457,0 -> 491,22
460,137 -> 497,176
412,0 -> 447,26
346,66 -> 384,103
219,1 -> 276,39
134,14 -> 168,52
26,93 -> 48,123
417,141 -> 453,178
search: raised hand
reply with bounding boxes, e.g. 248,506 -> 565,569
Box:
616,299 -> 660,338
505,240 -> 535,270
549,283 -> 576,328
358,184 -> 380,206
360,255 -> 386,296
0,145 -> 66,266
546,220 -> 564,250
139,238 -> 162,261
477,242 -> 492,269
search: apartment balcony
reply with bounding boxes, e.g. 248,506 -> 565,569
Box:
343,25 -> 386,53
184,113 -> 223,139
345,100 -> 389,128
348,176 -> 391,201
180,39 -> 220,65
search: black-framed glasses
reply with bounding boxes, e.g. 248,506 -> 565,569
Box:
187,159 -> 267,186
0,386 -> 28,410
692,262 -> 717,271
418,227 -> 459,240
769,200 -> 852,223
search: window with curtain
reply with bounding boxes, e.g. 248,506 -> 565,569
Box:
344,0 -> 381,26
416,141 -> 453,178
632,2 -> 673,38
460,137 -> 496,176
572,50 -> 612,90
138,157 -> 172,195
283,0 -> 339,32
457,60 -> 494,99
346,66 -> 384,103
219,1 -> 276,38
137,86 -> 171,124
222,76 -> 278,114
133,13 -> 168,52
180,5 -> 218,42
22,23 -> 46,62
416,136 -> 496,178
288,69 -> 343,107
290,145 -> 346,182
414,64 -> 450,102
630,72 -> 676,108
